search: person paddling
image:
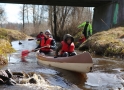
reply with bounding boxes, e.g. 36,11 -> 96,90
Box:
32,30 -> 56,56
36,32 -> 45,41
55,34 -> 77,57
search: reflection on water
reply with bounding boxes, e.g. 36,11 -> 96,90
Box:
0,40 -> 124,90
85,73 -> 124,88
36,68 -> 58,74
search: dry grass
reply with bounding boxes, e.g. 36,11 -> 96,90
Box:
0,28 -> 32,41
0,39 -> 15,65
78,27 -> 124,57
0,28 -> 32,65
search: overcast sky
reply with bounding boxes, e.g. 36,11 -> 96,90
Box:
2,3 -> 48,23
1,3 -> 22,23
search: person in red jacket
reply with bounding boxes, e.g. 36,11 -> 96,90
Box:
32,30 -> 56,56
75,34 -> 86,48
79,34 -> 86,43
36,32 -> 45,40
55,34 -> 77,57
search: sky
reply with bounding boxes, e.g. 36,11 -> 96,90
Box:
0,3 -> 22,23
1,3 -> 93,23
2,3 -> 48,23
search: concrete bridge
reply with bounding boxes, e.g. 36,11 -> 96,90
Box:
0,0 -> 112,7
0,0 -> 123,32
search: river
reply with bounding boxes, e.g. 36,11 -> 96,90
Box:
0,40 -> 124,90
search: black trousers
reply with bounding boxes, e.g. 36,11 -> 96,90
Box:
61,52 -> 77,57
39,50 -> 53,56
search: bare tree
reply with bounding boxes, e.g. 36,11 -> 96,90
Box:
22,4 -> 26,29
48,6 -> 53,34
19,4 -> 48,35
53,6 -> 57,39
0,6 -> 6,27
25,5 -> 30,24
48,6 -> 93,40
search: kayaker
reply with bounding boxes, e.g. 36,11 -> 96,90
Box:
36,32 -> 45,41
55,34 -> 77,57
32,30 -> 56,56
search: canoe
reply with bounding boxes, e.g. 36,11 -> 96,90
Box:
37,52 -> 93,73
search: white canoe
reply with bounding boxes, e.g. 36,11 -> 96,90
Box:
37,52 -> 93,73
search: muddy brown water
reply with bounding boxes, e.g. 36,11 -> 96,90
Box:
0,40 -> 124,90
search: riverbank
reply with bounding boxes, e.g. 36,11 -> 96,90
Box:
0,28 -> 32,65
78,27 -> 124,58
1,27 -> 124,65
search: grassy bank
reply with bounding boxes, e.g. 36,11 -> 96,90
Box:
0,28 -> 32,65
78,27 -> 124,57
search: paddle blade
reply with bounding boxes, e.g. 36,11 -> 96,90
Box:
21,50 -> 30,57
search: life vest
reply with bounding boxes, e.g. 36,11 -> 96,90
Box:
40,37 -> 52,52
60,41 -> 74,55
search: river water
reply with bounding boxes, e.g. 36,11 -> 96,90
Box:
0,40 -> 124,90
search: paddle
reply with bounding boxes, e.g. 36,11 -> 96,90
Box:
21,46 -> 47,58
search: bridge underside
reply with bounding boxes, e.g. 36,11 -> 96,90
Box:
0,0 -> 123,32
0,0 -> 112,7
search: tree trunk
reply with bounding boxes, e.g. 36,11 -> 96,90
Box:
33,5 -> 36,27
53,6 -> 57,40
22,4 -> 25,29
48,6 -> 53,35
26,5 -> 29,24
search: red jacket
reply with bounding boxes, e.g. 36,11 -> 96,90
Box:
40,37 -> 52,52
60,41 -> 74,54
79,37 -> 86,43
37,34 -> 45,39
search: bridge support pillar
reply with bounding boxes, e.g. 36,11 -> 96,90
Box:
93,1 -> 118,32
